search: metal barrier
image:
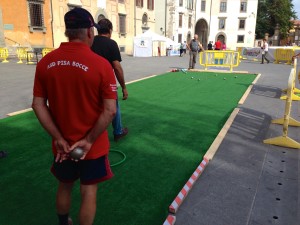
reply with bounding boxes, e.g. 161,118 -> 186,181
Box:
281,59 -> 300,100
26,51 -> 36,64
199,50 -> 240,71
42,48 -> 54,57
16,47 -> 28,64
264,59 -> 300,149
0,47 -> 9,63
236,47 -> 247,60
274,48 -> 294,65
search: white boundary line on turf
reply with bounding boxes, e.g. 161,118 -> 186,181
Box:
6,108 -> 33,117
238,73 -> 261,105
252,73 -> 261,85
206,73 -> 260,159
125,74 -> 158,85
204,108 -> 240,161
4,73 -> 164,118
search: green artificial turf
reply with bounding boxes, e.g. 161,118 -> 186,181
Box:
0,71 -> 256,225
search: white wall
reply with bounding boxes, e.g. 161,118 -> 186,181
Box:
197,0 -> 258,50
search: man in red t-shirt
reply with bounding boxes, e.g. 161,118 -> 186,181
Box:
214,39 -> 222,50
32,7 -> 117,225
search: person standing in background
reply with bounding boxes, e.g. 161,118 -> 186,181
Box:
222,42 -> 226,50
187,34 -> 204,69
207,41 -> 213,50
182,41 -> 187,54
179,43 -> 184,57
91,18 -> 128,142
214,39 -> 222,50
261,38 -> 270,64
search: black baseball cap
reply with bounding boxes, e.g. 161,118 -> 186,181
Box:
64,7 -> 100,29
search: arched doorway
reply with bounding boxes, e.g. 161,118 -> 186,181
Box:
97,14 -> 106,22
195,19 -> 208,49
96,9 -> 108,23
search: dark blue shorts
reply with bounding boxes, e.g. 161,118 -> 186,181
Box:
51,155 -> 113,185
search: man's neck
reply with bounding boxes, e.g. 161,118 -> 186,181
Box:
98,33 -> 110,38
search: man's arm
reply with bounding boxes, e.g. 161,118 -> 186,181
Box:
32,96 -> 70,162
70,98 -> 116,159
186,41 -> 191,51
292,52 -> 300,61
198,42 -> 205,51
112,60 -> 128,100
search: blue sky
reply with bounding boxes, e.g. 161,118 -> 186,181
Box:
293,0 -> 300,19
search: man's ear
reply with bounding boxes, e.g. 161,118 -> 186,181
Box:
87,27 -> 93,38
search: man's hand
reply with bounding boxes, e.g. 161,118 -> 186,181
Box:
69,138 -> 93,161
122,88 -> 128,100
54,138 -> 70,163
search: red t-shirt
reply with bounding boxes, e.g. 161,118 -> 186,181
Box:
33,42 -> 117,159
214,41 -> 222,50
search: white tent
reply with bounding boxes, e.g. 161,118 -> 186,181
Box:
164,37 -> 181,56
133,30 -> 168,57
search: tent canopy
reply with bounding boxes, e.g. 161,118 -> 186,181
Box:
133,30 -> 179,57
135,30 -> 166,41
133,30 -> 166,57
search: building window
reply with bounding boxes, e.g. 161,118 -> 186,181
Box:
118,0 -> 124,3
178,34 -> 182,43
142,13 -> 148,26
179,13 -> 183,28
119,14 -> 126,35
188,15 -> 192,28
187,0 -> 193,10
179,0 -> 183,7
136,0 -> 143,7
119,46 -> 125,52
27,0 -> 45,32
240,1 -> 247,12
147,0 -> 154,10
220,1 -> 227,12
201,0 -> 206,12
239,19 -> 245,29
219,18 -> 226,29
237,35 -> 244,43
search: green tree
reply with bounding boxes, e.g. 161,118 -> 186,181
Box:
256,0 -> 297,40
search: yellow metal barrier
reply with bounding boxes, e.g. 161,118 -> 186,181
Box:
42,48 -> 54,57
26,51 -> 36,64
281,59 -> 300,100
274,48 -> 294,65
264,60 -> 300,149
0,47 -> 9,63
236,47 -> 248,60
199,50 -> 240,72
16,47 -> 28,64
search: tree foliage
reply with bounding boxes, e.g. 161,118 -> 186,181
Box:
256,0 -> 297,39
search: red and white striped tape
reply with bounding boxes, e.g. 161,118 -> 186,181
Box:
163,215 -> 176,225
169,158 -> 209,214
